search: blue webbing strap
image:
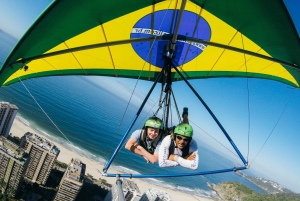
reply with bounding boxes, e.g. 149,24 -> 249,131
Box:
173,65 -> 247,165
103,67 -> 166,173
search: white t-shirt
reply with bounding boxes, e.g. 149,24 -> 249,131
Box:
131,129 -> 161,153
158,135 -> 198,170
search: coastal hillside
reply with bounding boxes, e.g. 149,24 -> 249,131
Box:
235,171 -> 293,194
210,182 -> 300,201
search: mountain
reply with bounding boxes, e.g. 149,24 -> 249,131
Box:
209,182 -> 300,201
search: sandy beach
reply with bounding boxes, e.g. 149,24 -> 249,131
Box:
10,118 -> 215,201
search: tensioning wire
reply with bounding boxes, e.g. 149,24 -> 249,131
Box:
233,0 -> 251,164
16,74 -> 103,174
249,90 -> 295,167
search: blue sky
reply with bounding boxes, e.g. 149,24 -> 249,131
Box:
1,0 -> 300,193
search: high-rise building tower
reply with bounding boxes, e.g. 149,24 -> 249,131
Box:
20,132 -> 60,185
104,178 -> 142,201
0,136 -> 29,197
140,188 -> 172,201
54,158 -> 86,201
0,102 -> 18,138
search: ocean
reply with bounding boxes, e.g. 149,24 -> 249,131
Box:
0,31 -> 266,199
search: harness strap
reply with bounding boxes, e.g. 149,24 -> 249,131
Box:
168,135 -> 190,158
138,128 -> 162,154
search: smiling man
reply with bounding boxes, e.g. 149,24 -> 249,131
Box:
159,123 -> 199,170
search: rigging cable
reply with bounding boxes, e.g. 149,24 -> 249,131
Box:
171,90 -> 182,123
249,90 -> 295,167
170,1 -> 242,158
15,74 -> 103,173
189,118 -> 239,158
176,3 -> 203,81
234,0 -> 251,163
173,66 -> 248,165
135,97 -> 161,129
240,31 -> 251,163
165,100 -> 240,157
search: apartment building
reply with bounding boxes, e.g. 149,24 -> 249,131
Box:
20,132 -> 60,185
140,188 -> 172,201
0,102 -> 18,138
104,178 -> 142,201
0,136 -> 29,197
54,158 -> 86,201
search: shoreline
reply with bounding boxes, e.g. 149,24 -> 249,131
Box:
10,118 -> 215,201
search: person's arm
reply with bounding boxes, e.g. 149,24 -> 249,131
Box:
171,140 -> 199,170
173,150 -> 198,170
125,137 -> 144,156
158,136 -> 179,167
125,131 -> 158,164
136,145 -> 159,164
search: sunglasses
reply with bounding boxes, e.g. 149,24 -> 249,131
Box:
176,135 -> 189,142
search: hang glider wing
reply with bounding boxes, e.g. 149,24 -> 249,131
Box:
1,0 -> 300,87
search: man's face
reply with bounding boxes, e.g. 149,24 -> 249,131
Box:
175,135 -> 189,149
147,127 -> 160,140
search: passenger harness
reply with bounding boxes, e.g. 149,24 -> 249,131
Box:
138,128 -> 162,154
167,127 -> 191,158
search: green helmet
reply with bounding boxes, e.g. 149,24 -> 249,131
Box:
144,117 -> 163,129
174,123 -> 193,137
